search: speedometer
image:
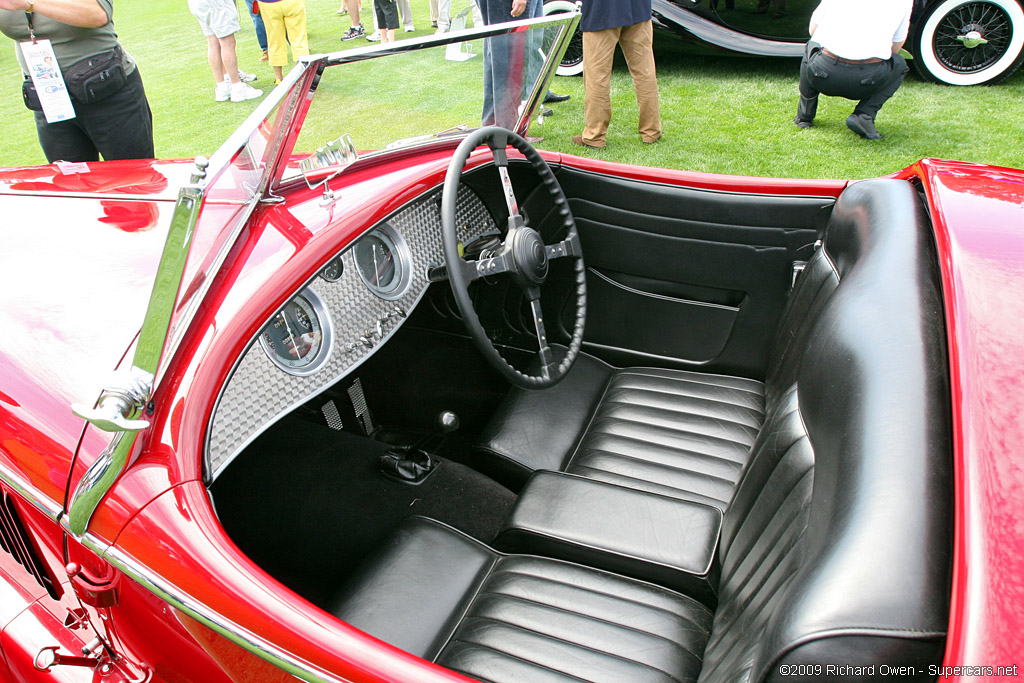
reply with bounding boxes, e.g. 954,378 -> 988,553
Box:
353,224 -> 412,300
259,289 -> 333,375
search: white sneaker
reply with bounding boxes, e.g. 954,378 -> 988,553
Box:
226,70 -> 258,83
230,81 -> 263,102
405,25 -> 415,32
215,81 -> 231,102
434,26 -> 448,34
366,31 -> 381,41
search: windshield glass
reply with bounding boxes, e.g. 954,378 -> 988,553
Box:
284,13 -> 576,181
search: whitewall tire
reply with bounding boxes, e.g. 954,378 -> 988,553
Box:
914,0 -> 1024,85
543,0 -> 584,76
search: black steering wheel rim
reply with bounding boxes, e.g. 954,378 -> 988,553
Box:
441,126 -> 586,389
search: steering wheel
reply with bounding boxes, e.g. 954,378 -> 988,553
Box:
441,127 -> 586,389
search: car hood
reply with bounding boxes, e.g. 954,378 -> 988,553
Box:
0,161 -> 178,505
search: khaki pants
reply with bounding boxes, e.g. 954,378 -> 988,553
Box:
581,20 -> 661,146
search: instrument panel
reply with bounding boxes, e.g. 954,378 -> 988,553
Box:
205,185 -> 496,480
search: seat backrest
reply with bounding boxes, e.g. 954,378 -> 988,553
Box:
699,179 -> 953,683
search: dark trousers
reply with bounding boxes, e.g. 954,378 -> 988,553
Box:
797,42 -> 909,122
33,66 -> 154,163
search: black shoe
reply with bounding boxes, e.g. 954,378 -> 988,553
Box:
540,107 -> 554,117
793,116 -> 813,129
544,91 -> 570,104
846,113 -> 882,140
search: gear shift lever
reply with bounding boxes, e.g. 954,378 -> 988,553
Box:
379,411 -> 459,484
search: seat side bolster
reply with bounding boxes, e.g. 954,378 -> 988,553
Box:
326,516 -> 497,661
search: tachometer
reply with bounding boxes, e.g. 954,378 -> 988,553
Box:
259,289 -> 333,375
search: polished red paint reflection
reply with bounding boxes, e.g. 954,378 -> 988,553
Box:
905,159 -> 1024,678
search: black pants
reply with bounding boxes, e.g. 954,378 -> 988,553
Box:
33,66 -> 154,163
798,42 -> 909,120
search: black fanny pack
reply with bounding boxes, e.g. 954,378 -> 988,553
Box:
22,78 -> 41,111
64,45 -> 128,104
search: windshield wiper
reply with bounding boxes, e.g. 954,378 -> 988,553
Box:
385,124 -> 470,150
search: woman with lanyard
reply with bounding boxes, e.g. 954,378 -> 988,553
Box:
0,0 -> 153,163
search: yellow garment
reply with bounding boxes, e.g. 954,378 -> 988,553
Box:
261,0 -> 310,68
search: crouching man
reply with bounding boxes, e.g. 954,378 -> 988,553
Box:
794,0 -> 912,140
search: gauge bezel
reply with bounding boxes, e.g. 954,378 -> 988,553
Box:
319,255 -> 345,283
353,223 -> 413,301
258,287 -> 334,376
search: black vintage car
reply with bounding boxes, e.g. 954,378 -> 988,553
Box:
544,0 -> 1024,86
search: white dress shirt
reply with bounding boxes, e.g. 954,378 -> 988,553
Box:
809,0 -> 913,61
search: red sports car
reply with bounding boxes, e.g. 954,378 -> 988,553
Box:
0,13 -> 1021,683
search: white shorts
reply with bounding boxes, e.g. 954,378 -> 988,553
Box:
188,0 -> 242,38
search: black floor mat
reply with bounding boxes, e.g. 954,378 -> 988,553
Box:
211,417 -> 515,606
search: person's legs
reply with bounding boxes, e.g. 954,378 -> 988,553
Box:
282,0 -> 310,59
262,0 -> 289,79
245,0 -> 268,52
795,44 -> 821,124
579,27 -> 619,146
218,33 -> 241,84
397,0 -> 413,30
429,0 -> 438,23
34,113 -> 98,163
618,20 -> 661,143
205,34 -> 227,83
436,0 -> 452,30
854,54 -> 909,119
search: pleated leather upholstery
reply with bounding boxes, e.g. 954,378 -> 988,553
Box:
331,516 -> 714,683
437,555 -> 713,683
566,369 -> 765,509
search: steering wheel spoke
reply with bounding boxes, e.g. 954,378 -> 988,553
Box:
528,296 -> 556,381
545,232 -> 582,261
465,253 -> 513,282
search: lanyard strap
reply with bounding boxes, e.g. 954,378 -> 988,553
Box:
25,9 -> 35,43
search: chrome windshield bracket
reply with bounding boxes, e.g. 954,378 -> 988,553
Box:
68,182 -> 204,537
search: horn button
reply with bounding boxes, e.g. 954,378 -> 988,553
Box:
511,227 -> 549,286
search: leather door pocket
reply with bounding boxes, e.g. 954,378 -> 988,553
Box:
493,471 -> 722,607
584,268 -> 740,363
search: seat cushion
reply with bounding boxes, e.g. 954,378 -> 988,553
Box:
478,355 -> 765,508
329,517 -> 713,683
566,369 -> 765,509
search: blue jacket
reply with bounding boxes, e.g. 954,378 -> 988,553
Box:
580,0 -> 652,32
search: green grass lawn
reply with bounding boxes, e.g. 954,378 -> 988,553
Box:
1,0 -> 1022,178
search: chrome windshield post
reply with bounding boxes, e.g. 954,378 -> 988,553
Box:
67,170 -> 206,537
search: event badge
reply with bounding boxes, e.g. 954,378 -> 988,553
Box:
20,39 -> 76,123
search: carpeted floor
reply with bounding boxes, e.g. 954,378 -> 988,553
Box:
211,416 -> 516,606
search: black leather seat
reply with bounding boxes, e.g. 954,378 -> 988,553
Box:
328,516 -> 714,683
475,223 -> 839,509
328,179 -> 953,682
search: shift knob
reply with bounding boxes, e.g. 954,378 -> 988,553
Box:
437,411 -> 460,434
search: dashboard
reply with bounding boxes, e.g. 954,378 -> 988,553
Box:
205,184 -> 497,480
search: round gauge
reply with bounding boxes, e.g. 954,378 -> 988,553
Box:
320,255 -> 344,282
259,289 -> 333,376
353,224 -> 412,300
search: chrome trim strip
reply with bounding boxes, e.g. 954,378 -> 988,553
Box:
0,191 -> 181,201
89,534 -> 351,683
0,460 -> 63,522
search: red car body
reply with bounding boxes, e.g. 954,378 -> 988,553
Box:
0,17 -> 1022,683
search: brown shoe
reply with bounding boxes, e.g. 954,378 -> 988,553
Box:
572,135 -> 605,149
259,50 -> 269,61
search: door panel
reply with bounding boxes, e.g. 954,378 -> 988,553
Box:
543,168 -> 834,378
